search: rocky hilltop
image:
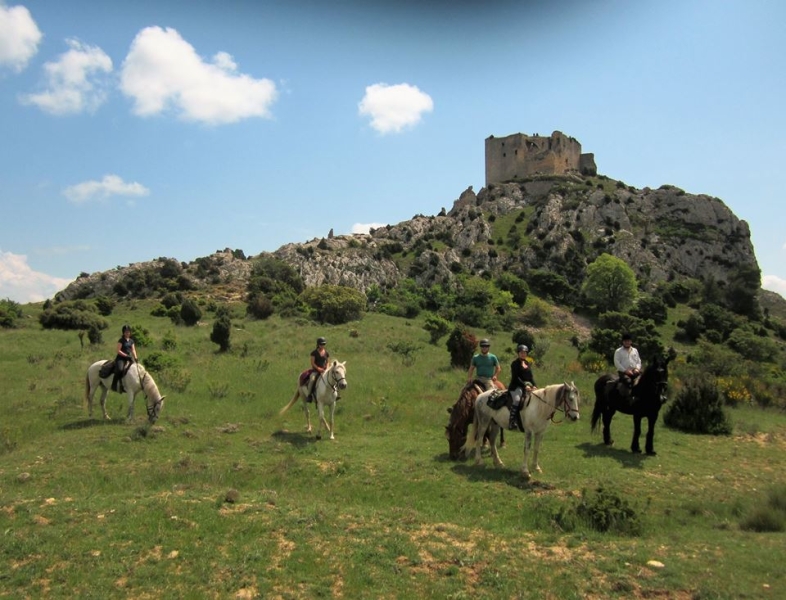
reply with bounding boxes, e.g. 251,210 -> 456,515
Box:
58,173 -> 760,303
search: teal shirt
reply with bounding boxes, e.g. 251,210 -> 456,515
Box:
471,353 -> 499,378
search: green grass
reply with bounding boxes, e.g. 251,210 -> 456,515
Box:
1,302 -> 785,598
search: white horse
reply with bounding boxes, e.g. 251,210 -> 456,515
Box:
463,382 -> 580,480
86,360 -> 166,424
279,360 -> 348,440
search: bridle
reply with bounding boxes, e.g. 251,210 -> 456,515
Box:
534,383 -> 580,423
325,364 -> 347,394
135,364 -> 163,422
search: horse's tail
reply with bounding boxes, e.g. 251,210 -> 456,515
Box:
279,389 -> 301,416
85,371 -> 91,405
591,376 -> 608,433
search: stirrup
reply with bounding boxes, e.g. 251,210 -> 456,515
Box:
508,410 -> 518,430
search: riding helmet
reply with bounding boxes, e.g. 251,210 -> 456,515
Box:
479,338 -> 490,347
316,337 -> 327,345
122,324 -> 132,333
621,332 -> 633,341
517,344 -> 529,352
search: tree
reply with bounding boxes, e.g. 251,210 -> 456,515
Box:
423,313 -> 451,345
180,298 -> 202,326
211,313 -> 231,352
582,253 -> 637,313
300,285 -> 366,324
446,325 -> 477,369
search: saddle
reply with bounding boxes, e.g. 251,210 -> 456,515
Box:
99,360 -> 115,379
111,360 -> 132,393
486,389 -> 511,410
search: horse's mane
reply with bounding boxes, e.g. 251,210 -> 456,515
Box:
448,384 -> 478,433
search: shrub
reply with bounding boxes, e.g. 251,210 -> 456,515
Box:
143,351 -> 178,373
663,376 -> 733,435
0,298 -> 23,328
161,332 -> 178,350
211,314 -> 232,352
423,313 -> 450,345
94,295 -> 115,316
180,298 -> 202,326
579,350 -> 607,373
511,328 -> 535,351
554,486 -> 642,536
39,301 -> 108,332
446,325 -> 477,369
300,285 -> 366,324
247,294 -> 274,320
740,484 -> 786,532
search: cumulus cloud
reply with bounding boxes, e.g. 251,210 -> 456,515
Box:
0,3 -> 42,72
63,174 -> 150,204
358,83 -> 433,134
762,275 -> 786,299
352,222 -> 387,234
120,26 -> 277,124
0,250 -> 72,304
20,38 -> 113,114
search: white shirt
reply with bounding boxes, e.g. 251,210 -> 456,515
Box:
614,345 -> 642,373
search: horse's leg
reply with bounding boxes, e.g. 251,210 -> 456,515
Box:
126,389 -> 136,422
97,384 -> 111,420
521,430 -> 532,480
602,409 -> 615,446
645,414 -> 657,456
328,402 -> 336,441
301,389 -> 312,433
631,414 -> 643,453
488,424 -> 503,467
531,431 -> 544,474
473,416 -> 486,466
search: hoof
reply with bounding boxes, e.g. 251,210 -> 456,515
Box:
632,448 -> 642,454
315,434 -> 322,440
646,450 -> 657,456
521,471 -> 531,481
604,440 -> 614,447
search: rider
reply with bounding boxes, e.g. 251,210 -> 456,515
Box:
508,344 -> 537,430
113,324 -> 138,392
307,337 -> 330,402
614,332 -> 642,397
467,338 -> 501,391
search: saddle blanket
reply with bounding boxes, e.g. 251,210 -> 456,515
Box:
486,390 -> 509,410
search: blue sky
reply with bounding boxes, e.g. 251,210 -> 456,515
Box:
1,0 -> 785,303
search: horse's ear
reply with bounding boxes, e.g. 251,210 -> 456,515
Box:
159,396 -> 166,402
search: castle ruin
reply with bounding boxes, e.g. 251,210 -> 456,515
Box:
485,130 -> 597,185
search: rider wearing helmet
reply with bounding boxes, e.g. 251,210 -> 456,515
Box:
508,344 -> 537,430
114,324 -> 138,392
467,338 -> 501,391
307,337 -> 330,402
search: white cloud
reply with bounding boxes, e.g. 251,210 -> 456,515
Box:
64,174 -> 150,204
120,26 -> 277,125
352,222 -> 387,234
0,250 -> 72,304
358,83 -> 433,134
0,3 -> 42,72
20,38 -> 112,114
762,275 -> 786,299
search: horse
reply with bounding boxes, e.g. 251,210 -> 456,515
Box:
463,382 -> 580,480
86,360 -> 166,424
445,382 -> 505,460
279,360 -> 348,440
591,355 -> 671,455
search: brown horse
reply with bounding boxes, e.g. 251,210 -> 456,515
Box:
445,381 -> 504,460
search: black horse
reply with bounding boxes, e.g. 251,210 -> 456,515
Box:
591,355 -> 671,455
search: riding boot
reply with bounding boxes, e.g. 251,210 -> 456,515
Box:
508,404 -> 520,430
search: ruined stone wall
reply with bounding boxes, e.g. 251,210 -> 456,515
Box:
485,130 -> 584,184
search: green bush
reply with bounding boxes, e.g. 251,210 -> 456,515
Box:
0,298 -> 23,328
663,376 -> 733,435
247,294 -> 274,320
180,298 -> 202,326
143,351 -> 179,373
211,314 -> 231,352
446,325 -> 477,369
740,484 -> 786,532
94,295 -> 115,316
555,485 -> 642,536
300,285 -> 366,325
423,313 -> 450,345
39,301 -> 108,332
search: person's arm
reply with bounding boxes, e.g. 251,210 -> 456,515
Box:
116,341 -> 124,356
467,358 -> 475,382
613,348 -> 625,372
492,359 -> 502,383
632,348 -> 642,371
131,342 -> 138,361
310,353 -> 320,372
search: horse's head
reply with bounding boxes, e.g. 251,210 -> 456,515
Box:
639,354 -> 671,405
446,384 -> 478,460
147,396 -> 165,424
329,361 -> 348,390
562,381 -> 581,421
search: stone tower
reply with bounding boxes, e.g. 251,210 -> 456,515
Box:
485,130 -> 596,185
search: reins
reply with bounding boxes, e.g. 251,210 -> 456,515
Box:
532,384 -> 576,423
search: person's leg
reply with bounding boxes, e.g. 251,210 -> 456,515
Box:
509,388 -> 523,430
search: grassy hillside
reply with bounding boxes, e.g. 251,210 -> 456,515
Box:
1,301 -> 785,598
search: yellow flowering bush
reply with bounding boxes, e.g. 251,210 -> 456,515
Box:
716,377 -> 753,406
